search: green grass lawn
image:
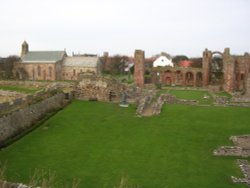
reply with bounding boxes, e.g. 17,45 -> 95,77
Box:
215,91 -> 232,98
0,85 -> 41,94
0,100 -> 249,188
160,89 -> 213,105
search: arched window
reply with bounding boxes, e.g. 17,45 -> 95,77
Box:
73,69 -> 76,76
37,66 -> 41,76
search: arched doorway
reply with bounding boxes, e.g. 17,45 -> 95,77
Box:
210,53 -> 223,85
162,70 -> 172,85
185,72 -> 194,86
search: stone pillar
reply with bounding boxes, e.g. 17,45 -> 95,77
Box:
134,50 -> 145,87
193,72 -> 197,87
223,48 -> 235,92
202,48 -> 212,86
243,53 -> 250,95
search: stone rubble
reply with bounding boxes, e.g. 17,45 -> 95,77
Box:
214,96 -> 229,105
231,159 -> 250,186
214,135 -> 250,157
214,135 -> 250,187
136,90 -> 156,116
0,180 -> 32,188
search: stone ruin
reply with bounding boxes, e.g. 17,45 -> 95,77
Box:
231,159 -> 250,186
75,74 -> 126,102
0,90 -> 27,103
135,90 -> 156,116
136,92 -> 199,117
75,73 -> 144,104
0,180 -> 31,188
214,135 -> 250,157
214,96 -> 230,105
214,135 -> 250,187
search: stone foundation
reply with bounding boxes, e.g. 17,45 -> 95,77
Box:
214,135 -> 250,187
0,93 -> 69,147
214,135 -> 250,157
231,160 -> 250,186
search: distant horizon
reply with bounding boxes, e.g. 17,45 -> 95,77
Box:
1,0 -> 250,58
2,40 -> 249,59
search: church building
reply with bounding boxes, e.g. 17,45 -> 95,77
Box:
14,41 -> 101,81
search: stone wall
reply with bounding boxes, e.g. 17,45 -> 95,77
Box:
0,180 -> 30,188
213,135 -> 250,157
14,62 -> 59,81
75,74 -> 127,101
136,90 -> 156,116
0,93 -> 68,147
0,88 -> 65,117
231,159 -> 250,186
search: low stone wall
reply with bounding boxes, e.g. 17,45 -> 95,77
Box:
0,93 -> 68,147
214,135 -> 250,187
0,180 -> 30,188
136,90 -> 156,116
75,75 -> 125,101
151,94 -> 198,115
0,80 -> 49,88
213,146 -> 243,156
214,96 -> 230,105
231,160 -> 250,186
213,135 -> 250,157
231,98 -> 250,103
0,88 -> 65,117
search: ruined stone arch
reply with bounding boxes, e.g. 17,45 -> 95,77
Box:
163,70 -> 172,85
185,72 -> 194,86
210,52 -> 224,85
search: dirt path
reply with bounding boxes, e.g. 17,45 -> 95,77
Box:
141,103 -> 154,116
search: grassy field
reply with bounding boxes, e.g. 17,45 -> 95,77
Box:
0,100 -> 249,188
160,89 -> 213,104
0,85 -> 41,94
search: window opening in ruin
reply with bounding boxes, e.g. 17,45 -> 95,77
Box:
210,54 -> 223,85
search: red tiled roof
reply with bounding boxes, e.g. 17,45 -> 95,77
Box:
179,60 -> 193,67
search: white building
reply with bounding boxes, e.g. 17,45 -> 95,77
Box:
153,56 -> 173,67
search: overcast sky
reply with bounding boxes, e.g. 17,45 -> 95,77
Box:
0,0 -> 250,57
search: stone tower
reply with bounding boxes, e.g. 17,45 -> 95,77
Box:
223,48 -> 235,92
202,48 -> 212,86
243,53 -> 250,96
21,41 -> 29,57
134,50 -> 145,87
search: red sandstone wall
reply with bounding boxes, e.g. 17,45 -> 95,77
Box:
134,50 -> 145,87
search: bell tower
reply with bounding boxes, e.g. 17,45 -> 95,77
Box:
21,41 -> 29,57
